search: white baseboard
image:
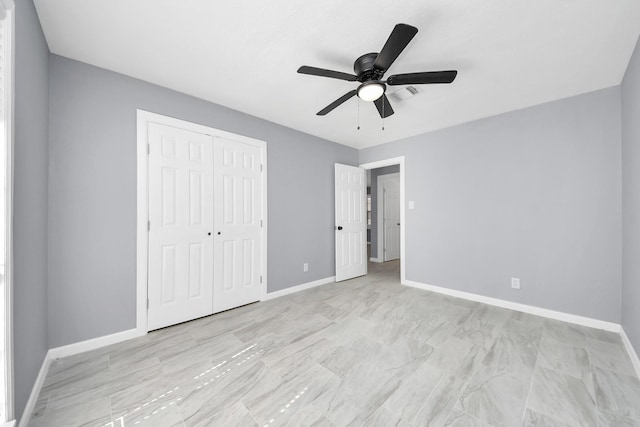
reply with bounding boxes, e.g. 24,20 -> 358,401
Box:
262,276 -> 335,301
3,421 -> 16,427
17,351 -> 52,427
621,327 -> 640,379
404,280 -> 620,332
20,327 -> 146,426
48,328 -> 146,360
369,257 -> 382,263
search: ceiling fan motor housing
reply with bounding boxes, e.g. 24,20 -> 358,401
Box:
354,53 -> 385,82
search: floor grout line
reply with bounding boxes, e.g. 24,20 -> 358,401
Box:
439,379 -> 471,426
585,345 -> 601,427
520,324 -> 543,426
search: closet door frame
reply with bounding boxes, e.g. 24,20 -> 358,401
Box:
136,110 -> 268,334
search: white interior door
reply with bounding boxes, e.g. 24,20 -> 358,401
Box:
382,173 -> 400,261
147,122 -> 214,330
335,164 -> 367,282
213,137 -> 263,312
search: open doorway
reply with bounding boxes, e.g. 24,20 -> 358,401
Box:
360,157 -> 405,284
368,167 -> 400,263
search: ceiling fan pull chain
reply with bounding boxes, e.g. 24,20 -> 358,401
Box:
382,99 -> 385,131
357,99 -> 360,130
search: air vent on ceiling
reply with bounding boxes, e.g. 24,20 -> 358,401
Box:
388,85 -> 422,103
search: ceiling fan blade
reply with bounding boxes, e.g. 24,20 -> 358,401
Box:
387,70 -> 458,86
373,24 -> 418,72
298,66 -> 358,82
317,90 -> 357,116
373,94 -> 394,118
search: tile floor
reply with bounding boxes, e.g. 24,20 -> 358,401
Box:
29,260 -> 640,426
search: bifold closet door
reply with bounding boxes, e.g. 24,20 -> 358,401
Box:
213,137 -> 263,313
147,122 -> 214,330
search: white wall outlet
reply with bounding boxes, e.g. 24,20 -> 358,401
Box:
511,277 -> 521,289
303,263 -> 309,272
408,201 -> 415,210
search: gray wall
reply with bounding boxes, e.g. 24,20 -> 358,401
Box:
369,165 -> 400,258
13,0 -> 50,419
622,37 -> 640,354
360,87 -> 622,322
47,55 -> 357,348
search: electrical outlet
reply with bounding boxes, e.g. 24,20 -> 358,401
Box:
511,277 -> 520,290
303,263 -> 309,272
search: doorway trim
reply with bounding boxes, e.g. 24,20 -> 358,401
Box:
1,3 -> 14,423
136,110 -> 268,333
359,157 -> 405,284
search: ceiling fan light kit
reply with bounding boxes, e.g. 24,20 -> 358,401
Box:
297,23 -> 458,119
357,81 -> 385,101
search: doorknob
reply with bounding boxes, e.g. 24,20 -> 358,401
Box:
397,223 -> 400,226
217,232 -> 221,235
337,226 -> 343,231
208,232 -> 212,236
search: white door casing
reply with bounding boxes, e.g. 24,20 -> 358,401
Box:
382,173 -> 400,261
213,137 -> 263,312
147,122 -> 215,330
0,4 -> 13,422
335,164 -> 367,282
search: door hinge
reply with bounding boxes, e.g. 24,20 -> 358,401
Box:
147,144 -> 150,155
260,219 -> 263,227
260,164 -> 263,172
260,275 -> 263,283
147,298 -> 149,309
147,220 -> 150,231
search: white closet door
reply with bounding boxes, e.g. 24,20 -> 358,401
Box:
382,174 -> 400,261
147,122 -> 214,330
335,164 -> 367,281
213,137 -> 263,313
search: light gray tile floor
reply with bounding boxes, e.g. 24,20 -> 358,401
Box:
29,260 -> 640,426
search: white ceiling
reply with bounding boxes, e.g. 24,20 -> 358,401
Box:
33,0 -> 640,149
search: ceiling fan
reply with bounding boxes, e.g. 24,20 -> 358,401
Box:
297,23 -> 458,118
